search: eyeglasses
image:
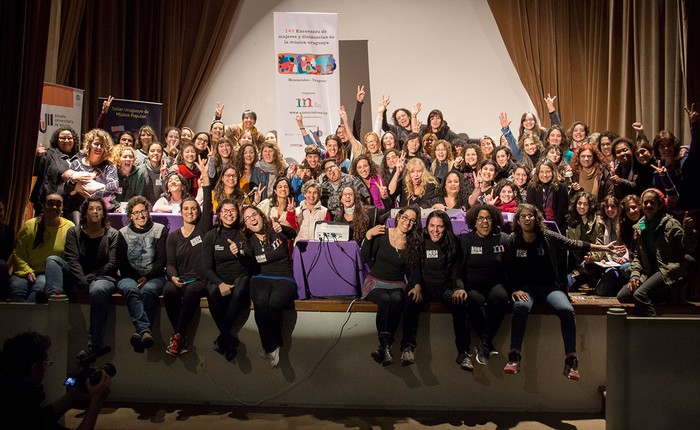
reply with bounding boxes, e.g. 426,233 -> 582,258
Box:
399,214 -> 417,225
325,165 -> 337,172
220,208 -> 237,215
58,136 -> 74,141
243,212 -> 260,223
91,141 -> 105,148
131,209 -> 148,217
477,215 -> 493,222
519,213 -> 535,220
223,174 -> 236,179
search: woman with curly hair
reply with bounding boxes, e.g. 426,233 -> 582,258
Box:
336,186 -> 376,242
455,143 -> 482,190
432,170 -> 470,211
252,142 -> 287,202
587,195 -> 631,296
526,159 -> 569,232
454,204 -> 510,368
64,128 -> 119,217
30,127 -> 80,215
400,158 -> 439,208
361,206 -> 423,366
567,121 -> 590,151
212,165 -> 245,210
569,143 -> 613,201
381,149 -> 403,205
351,154 -> 390,210
241,205 -> 298,368
153,172 -> 191,213
469,160 -> 498,206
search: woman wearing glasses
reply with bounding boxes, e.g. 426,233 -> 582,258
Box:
30,127 -> 80,215
503,204 -> 622,381
361,207 -> 422,366
116,196 -> 167,353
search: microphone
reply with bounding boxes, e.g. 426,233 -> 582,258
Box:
247,186 -> 258,199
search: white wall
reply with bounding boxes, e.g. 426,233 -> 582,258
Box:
187,0 -> 536,140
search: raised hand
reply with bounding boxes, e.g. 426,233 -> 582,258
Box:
685,103 -> 698,123
356,85 -> 366,103
683,211 -> 695,229
412,102 -> 422,116
499,112 -> 511,129
544,93 -> 557,112
227,238 -> 239,255
631,122 -> 644,132
378,95 -> 391,114
102,95 -> 114,114
215,102 -> 225,118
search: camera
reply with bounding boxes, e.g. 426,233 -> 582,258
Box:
64,346 -> 116,390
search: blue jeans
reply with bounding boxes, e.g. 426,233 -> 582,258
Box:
117,277 -> 165,334
8,255 -> 70,302
510,288 -> 577,354
89,279 -> 118,349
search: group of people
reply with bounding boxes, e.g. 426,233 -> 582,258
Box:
1,89 -> 697,377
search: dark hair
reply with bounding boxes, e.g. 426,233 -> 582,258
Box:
426,109 -> 447,133
530,159 -> 563,190
391,108 -> 411,128
241,110 -> 257,121
324,134 -> 346,163
423,210 -> 458,261
567,121 -> 590,142
79,195 -> 109,228
126,196 -> 152,223
191,132 -> 211,154
162,126 -> 180,140
394,206 -> 423,267
462,143 -> 483,169
33,193 -> 64,249
598,131 -> 619,149
350,153 -> 379,179
652,130 -> 680,158
567,191 -> 598,228
381,130 -> 400,150
215,198 -> 240,237
518,111 -> 544,138
241,205 -> 276,247
213,137 -> 234,173
269,177 -> 292,207
214,166 -> 244,207
544,124 -> 570,151
1,331 -> 51,378
600,195 -> 621,221
341,186 -> 371,243
381,149 -> 402,177
404,133 -> 422,156
162,171 -> 191,201
465,204 -> 504,231
513,203 -> 547,237
49,127 -> 80,155
235,143 -> 258,175
438,170 -> 469,208
135,125 -> 158,151
180,197 -> 201,225
494,179 -> 522,204
322,157 -> 338,171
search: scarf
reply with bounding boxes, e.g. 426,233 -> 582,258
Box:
579,165 -> 600,198
177,164 -> 200,197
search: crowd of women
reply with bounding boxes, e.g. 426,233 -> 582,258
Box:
1,90 -> 697,378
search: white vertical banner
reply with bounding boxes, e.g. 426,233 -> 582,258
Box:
274,12 -> 339,163
38,83 -> 84,148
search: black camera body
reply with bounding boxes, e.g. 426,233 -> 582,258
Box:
64,346 -> 116,390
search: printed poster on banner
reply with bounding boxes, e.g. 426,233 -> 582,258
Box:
98,97 -> 163,144
274,12 -> 339,163
38,83 -> 84,148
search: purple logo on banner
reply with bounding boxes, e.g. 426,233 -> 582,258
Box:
98,97 -> 163,142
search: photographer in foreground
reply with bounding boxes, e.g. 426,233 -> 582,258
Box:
0,331 -> 111,430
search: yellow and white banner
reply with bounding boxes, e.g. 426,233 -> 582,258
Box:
274,12 -> 339,162
38,83 -> 84,147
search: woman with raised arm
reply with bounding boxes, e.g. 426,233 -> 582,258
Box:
162,164 -> 213,356
378,95 -> 413,147
201,200 -> 257,360
361,207 -> 422,366
241,205 -> 298,368
517,94 -> 561,142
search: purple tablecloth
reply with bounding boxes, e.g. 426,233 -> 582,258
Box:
293,240 -> 366,299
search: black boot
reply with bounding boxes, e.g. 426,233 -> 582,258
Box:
371,332 -> 394,366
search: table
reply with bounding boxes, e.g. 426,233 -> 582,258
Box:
293,240 -> 366,299
108,213 -> 185,231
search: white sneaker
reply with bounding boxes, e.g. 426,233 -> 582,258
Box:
267,347 -> 280,368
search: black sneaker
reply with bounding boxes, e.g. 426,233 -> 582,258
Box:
130,332 -> 144,353
564,355 -> 580,381
459,354 -> 474,371
504,351 -> 521,374
476,346 -> 489,366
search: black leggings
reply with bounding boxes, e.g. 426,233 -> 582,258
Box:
163,280 -> 208,334
366,288 -> 405,340
249,277 -> 297,353
207,275 -> 251,343
467,283 -> 509,345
